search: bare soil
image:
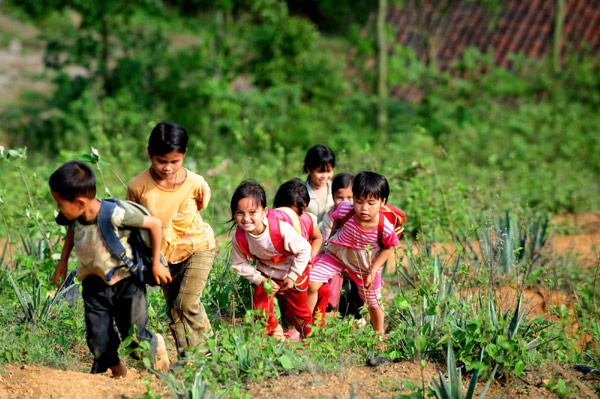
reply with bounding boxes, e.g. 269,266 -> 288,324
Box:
1,10 -> 599,397
0,364 -> 166,399
1,211 -> 598,398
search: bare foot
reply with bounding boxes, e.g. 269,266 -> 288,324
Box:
154,333 -> 170,372
109,361 -> 127,378
269,324 -> 285,342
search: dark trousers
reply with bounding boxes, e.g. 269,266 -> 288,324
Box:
82,275 -> 157,373
337,276 -> 364,319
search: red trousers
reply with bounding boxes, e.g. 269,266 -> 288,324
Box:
254,268 -> 315,338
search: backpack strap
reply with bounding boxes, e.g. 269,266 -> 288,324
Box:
234,217 -> 290,264
299,212 -> 314,239
377,210 -> 386,245
99,198 -> 141,281
267,215 -> 290,263
275,207 -> 302,235
235,227 -> 253,259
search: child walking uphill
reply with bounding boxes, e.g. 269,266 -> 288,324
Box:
320,173 -> 354,241
127,122 -> 216,363
273,178 -> 323,259
272,178 -> 329,333
318,173 -> 364,318
50,161 -> 171,377
304,144 -> 335,223
231,180 -> 314,339
307,172 -> 400,335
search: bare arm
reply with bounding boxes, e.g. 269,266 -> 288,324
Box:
125,186 -> 137,202
364,245 -> 393,289
53,225 -> 74,287
328,218 -> 340,239
141,215 -> 172,285
310,226 -> 323,258
231,235 -> 266,285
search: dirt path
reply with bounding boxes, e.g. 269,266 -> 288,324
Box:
0,364 -> 165,399
1,212 -> 598,398
4,361 -> 598,399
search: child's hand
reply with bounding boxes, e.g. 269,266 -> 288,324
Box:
153,262 -> 172,285
363,273 -> 374,290
53,261 -> 68,288
279,277 -> 295,292
262,278 -> 277,295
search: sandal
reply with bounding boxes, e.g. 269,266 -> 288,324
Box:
284,330 -> 300,342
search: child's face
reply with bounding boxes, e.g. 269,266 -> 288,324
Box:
307,164 -> 333,188
235,197 -> 268,235
353,195 -> 385,223
333,186 -> 353,206
51,191 -> 85,221
149,151 -> 185,181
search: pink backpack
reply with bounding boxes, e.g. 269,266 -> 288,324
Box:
235,207 -> 315,264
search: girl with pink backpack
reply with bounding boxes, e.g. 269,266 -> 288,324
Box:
230,180 -> 314,340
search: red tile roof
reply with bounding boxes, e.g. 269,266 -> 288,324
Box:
388,0 -> 600,69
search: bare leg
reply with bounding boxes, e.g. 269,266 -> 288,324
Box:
369,306 -> 385,334
307,281 -> 323,312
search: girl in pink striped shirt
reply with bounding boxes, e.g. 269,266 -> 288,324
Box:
307,171 -> 399,335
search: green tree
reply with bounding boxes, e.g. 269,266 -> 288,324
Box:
14,0 -> 164,95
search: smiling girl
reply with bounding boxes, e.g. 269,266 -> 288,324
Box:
230,180 -> 314,340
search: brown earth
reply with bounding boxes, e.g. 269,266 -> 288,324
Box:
1,10 -> 599,397
0,209 -> 598,398
0,364 -> 166,399
244,361 -> 599,399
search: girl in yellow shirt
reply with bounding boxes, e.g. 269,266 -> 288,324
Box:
127,121 -> 216,365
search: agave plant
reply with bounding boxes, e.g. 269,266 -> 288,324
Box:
152,367 -> 226,399
393,254 -> 463,358
430,341 -> 497,399
457,211 -> 549,277
0,274 -> 65,324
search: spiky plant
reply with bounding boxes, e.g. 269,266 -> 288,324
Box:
0,274 -> 66,324
430,341 -> 497,399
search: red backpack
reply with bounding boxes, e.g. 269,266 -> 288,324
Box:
339,203 -> 406,245
234,207 -> 314,264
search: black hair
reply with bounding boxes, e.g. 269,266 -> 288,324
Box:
303,144 -> 335,173
332,173 -> 354,193
148,121 -> 189,156
273,178 -> 309,214
230,180 -> 268,221
352,171 -> 389,202
49,160 -> 96,201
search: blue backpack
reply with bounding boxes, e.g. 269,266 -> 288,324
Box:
99,198 -> 168,285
